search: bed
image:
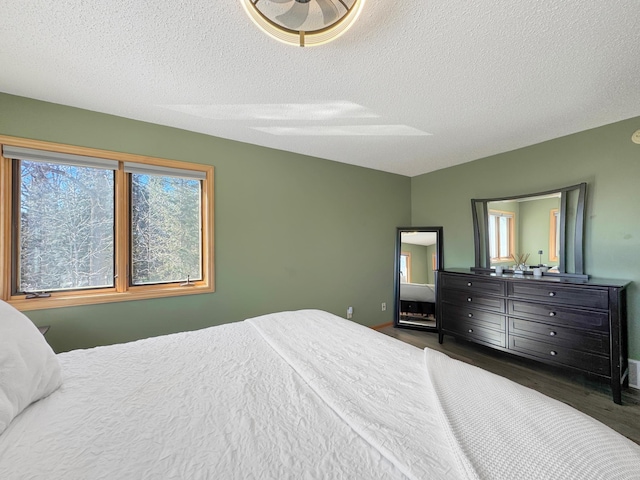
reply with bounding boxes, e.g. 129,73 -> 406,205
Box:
400,282 -> 436,318
1,303 -> 639,479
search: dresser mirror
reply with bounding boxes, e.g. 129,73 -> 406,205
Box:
394,227 -> 443,331
471,183 -> 587,277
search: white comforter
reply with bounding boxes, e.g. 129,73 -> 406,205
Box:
400,282 -> 436,303
1,309 -> 639,479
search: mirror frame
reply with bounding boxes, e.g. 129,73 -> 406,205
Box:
471,183 -> 587,278
394,226 -> 443,332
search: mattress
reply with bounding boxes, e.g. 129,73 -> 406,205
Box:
400,282 -> 436,303
1,309 -> 639,479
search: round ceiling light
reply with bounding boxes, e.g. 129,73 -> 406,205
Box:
241,0 -> 365,47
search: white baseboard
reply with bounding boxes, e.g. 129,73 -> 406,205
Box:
629,359 -> 639,390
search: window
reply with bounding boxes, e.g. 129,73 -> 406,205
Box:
400,251 -> 411,283
0,136 -> 214,310
127,164 -> 204,286
488,209 -> 515,262
16,159 -> 115,293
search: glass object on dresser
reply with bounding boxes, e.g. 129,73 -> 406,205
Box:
394,227 -> 443,332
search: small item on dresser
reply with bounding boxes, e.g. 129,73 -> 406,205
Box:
495,266 -> 503,275
510,253 -> 530,272
533,268 -> 542,277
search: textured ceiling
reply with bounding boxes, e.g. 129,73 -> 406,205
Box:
1,1 -> 639,177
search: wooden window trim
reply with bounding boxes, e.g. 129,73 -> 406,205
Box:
489,209 -> 515,263
0,135 -> 214,311
400,251 -> 412,283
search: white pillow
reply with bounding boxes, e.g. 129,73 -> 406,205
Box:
0,300 -> 62,434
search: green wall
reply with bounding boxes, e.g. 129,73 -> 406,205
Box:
411,116 -> 640,360
519,197 -> 560,266
0,93 -> 411,352
4,92 -> 638,361
400,243 -> 431,284
426,244 -> 436,284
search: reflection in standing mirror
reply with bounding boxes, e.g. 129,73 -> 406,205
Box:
394,227 -> 443,331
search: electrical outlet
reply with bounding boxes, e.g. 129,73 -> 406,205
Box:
381,302 -> 386,311
346,306 -> 353,319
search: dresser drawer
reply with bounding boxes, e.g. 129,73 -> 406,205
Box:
441,274 -> 505,295
508,282 -> 608,309
443,317 -> 506,348
509,318 -> 609,355
508,300 -> 609,332
442,289 -> 505,313
442,303 -> 506,330
509,335 -> 610,376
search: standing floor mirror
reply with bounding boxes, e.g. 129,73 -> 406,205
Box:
394,227 -> 443,332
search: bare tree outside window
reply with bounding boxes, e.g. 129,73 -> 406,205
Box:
130,174 -> 202,285
2,136 -> 214,309
18,161 -> 115,293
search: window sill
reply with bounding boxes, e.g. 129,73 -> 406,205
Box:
9,283 -> 215,311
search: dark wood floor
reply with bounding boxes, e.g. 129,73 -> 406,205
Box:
378,325 -> 640,445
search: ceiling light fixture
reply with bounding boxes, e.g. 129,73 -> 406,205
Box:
241,0 -> 365,47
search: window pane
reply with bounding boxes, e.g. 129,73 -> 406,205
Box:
498,216 -> 509,258
488,214 -> 497,258
17,161 -> 115,292
131,174 -> 202,285
489,212 -> 513,261
400,255 -> 409,282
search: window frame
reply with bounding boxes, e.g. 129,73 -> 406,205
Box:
488,209 -> 515,263
400,251 -> 412,283
0,135 -> 214,311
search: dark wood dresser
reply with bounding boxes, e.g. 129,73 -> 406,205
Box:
438,269 -> 629,404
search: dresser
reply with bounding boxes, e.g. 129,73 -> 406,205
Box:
438,269 -> 629,404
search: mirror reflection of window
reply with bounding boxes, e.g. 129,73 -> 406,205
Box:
400,252 -> 411,283
473,184 -> 585,275
489,210 -> 515,262
549,208 -> 560,262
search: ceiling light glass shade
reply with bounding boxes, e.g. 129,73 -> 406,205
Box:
241,0 -> 365,47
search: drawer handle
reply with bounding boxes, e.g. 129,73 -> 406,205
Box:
548,292 -> 556,297
468,313 -> 473,318
467,297 -> 473,302
550,351 -> 558,356
549,312 -> 556,317
549,331 -> 557,336
468,329 -> 474,333
467,282 -> 473,287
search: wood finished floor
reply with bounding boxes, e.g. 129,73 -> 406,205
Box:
378,325 -> 640,445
